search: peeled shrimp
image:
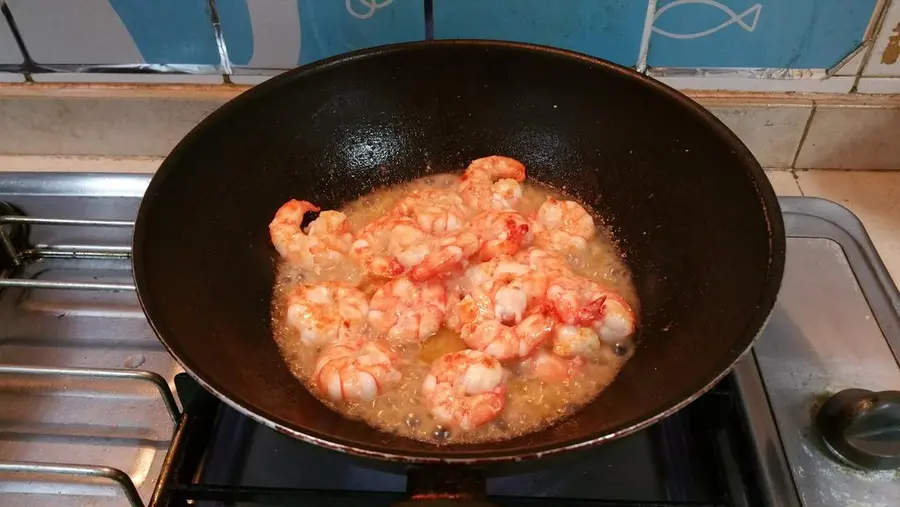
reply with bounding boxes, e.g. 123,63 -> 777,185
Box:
533,198 -> 596,252
368,277 -> 447,345
461,314 -> 553,361
285,282 -> 369,347
468,210 -> 532,262
407,229 -> 481,281
546,277 -> 636,343
351,215 -> 429,278
422,350 -> 507,431
395,189 -> 469,234
518,350 -> 583,382
314,337 -> 402,402
269,200 -> 354,272
459,156 -> 526,210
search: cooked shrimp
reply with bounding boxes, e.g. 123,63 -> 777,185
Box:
422,350 -> 507,431
395,189 -> 469,234
407,229 -> 481,281
269,200 -> 354,271
368,277 -> 447,345
314,337 -> 402,402
459,256 -> 548,325
459,156 -> 526,210
533,198 -> 596,251
468,210 -> 532,261
546,277 -> 636,343
461,314 -> 553,361
285,282 -> 369,347
351,215 -> 429,278
518,350 -> 583,382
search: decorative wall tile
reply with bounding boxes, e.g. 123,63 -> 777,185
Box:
432,0 -> 647,67
6,0 -> 221,66
648,0 -> 879,69
700,100 -> 813,168
864,0 -> 900,77
0,15 -> 23,64
795,106 -> 900,170
217,0 -> 424,72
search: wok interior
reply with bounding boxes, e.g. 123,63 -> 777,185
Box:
134,41 -> 782,459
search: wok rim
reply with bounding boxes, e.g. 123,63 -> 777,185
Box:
132,39 -> 786,464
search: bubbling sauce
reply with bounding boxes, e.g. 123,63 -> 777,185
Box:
271,173 -> 638,444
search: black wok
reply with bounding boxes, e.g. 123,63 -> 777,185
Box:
132,41 -> 785,465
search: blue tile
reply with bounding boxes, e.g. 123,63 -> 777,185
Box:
432,0 -> 648,67
648,0 -> 879,69
217,0 -> 424,69
109,0 -> 221,65
297,0 -> 425,64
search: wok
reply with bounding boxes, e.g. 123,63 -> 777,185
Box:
132,41 -> 785,465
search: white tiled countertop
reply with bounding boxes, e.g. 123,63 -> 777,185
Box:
766,169 -> 900,286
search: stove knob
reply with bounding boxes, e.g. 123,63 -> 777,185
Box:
815,388 -> 900,470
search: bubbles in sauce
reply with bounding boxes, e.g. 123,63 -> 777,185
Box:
271,173 -> 638,444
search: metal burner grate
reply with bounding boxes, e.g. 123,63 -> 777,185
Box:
0,202 -> 180,507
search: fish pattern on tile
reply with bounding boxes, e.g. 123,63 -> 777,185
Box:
6,0 -> 221,66
216,0 -> 424,71
432,0 -> 648,67
648,0 -> 879,69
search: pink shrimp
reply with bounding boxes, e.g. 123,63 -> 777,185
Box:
422,350 -> 507,431
518,350 -> 584,382
460,314 -> 554,361
394,189 -> 469,234
533,198 -> 596,252
285,282 -> 369,348
314,337 -> 402,402
406,229 -> 481,281
351,215 -> 429,278
546,277 -> 636,343
368,277 -> 447,345
269,200 -> 354,271
459,156 -> 526,210
468,210 -> 532,262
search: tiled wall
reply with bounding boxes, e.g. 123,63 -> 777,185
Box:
0,0 -> 899,92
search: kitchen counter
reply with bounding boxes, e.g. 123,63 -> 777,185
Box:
0,155 -> 897,291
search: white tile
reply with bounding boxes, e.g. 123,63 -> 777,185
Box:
0,15 -> 23,64
832,44 -> 869,77
796,170 -> 900,286
0,155 -> 162,173
864,0 -> 900,77
795,106 -> 900,170
0,96 -> 227,156
7,0 -> 143,64
654,75 -> 855,93
857,77 -> 900,93
32,73 -> 224,84
229,74 -> 276,85
764,170 -> 802,196
0,72 -> 25,83
702,102 -> 813,168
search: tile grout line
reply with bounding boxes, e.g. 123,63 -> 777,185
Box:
636,0 -> 657,73
789,102 -> 817,170
851,0 -> 891,92
789,168 -> 805,196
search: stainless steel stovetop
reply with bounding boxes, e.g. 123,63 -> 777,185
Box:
0,172 -> 898,507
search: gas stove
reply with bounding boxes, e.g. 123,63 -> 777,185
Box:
0,172 -> 898,507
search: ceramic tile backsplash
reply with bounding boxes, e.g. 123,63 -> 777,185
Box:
217,0 -> 424,75
647,0 -> 878,69
432,0 -> 648,67
6,0 -> 222,67
794,106 -> 900,170
0,15 -> 23,64
864,0 -> 900,77
701,100 -> 813,168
